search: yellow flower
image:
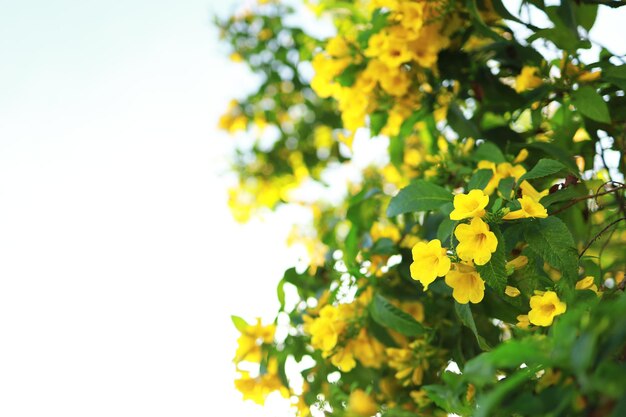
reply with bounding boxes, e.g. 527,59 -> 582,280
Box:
454,217 -> 498,265
229,52 -> 244,62
379,68 -> 411,96
497,162 -> 527,180
505,286 -> 521,297
410,239 -> 451,290
513,148 -> 529,164
450,189 -> 489,220
386,340 -> 435,386
396,1 -> 425,31
528,291 -> 567,327
444,262 -> 485,304
348,389 -> 378,417
503,195 -> 548,220
234,359 -> 288,405
307,305 -> 345,352
515,66 -> 543,93
575,276 -> 600,295
507,255 -> 528,271
326,35 -> 350,57
234,318 -> 276,362
351,328 -> 386,369
577,70 -> 602,82
516,314 -> 531,329
328,345 -> 357,371
573,127 -> 591,142
370,221 -> 401,243
519,181 -> 549,201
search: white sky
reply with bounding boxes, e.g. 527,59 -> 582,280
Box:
0,1 -> 625,416
0,1 -> 296,416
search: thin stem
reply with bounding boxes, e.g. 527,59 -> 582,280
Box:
579,217 -> 626,259
550,182 -> 626,215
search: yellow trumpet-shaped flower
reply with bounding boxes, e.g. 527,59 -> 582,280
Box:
348,389 -> 378,417
528,291 -> 567,327
444,262 -> 485,304
450,189 -> 489,220
575,276 -> 601,295
234,318 -> 276,363
307,305 -> 345,352
410,239 -> 451,290
503,195 -> 548,220
519,181 -> 549,202
515,66 -> 543,93
505,286 -> 521,297
454,217 -> 498,265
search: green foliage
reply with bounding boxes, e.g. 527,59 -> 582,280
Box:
369,293 -> 426,337
219,0 -> 626,416
386,180 -> 452,217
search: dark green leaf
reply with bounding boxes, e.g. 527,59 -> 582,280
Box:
524,217 -> 578,282
387,180 -> 452,217
540,184 -> 587,207
472,141 -> 506,163
468,169 -> 494,191
370,293 -> 426,336
517,158 -> 572,183
448,102 -> 481,139
437,218 -> 457,246
455,302 -> 490,351
572,86 -> 611,123
474,366 -> 540,417
497,177 -> 516,200
574,3 -> 598,31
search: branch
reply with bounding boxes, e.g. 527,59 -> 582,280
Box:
581,0 -> 626,8
579,217 -> 626,259
550,182 -> 626,215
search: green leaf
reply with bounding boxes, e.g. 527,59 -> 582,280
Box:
528,27 -> 587,52
497,177 -> 516,200
474,366 -> 541,417
336,64 -> 361,87
604,65 -> 626,91
524,142 -> 579,173
517,158 -> 572,183
387,180 -> 452,217
231,315 -> 249,332
540,184 -> 587,207
476,225 -> 507,293
468,169 -> 494,191
383,409 -> 420,417
465,0 -> 504,41
574,3 -> 598,31
437,218 -> 457,246
524,217 -> 578,282
455,302 -> 490,351
370,293 -> 426,336
472,141 -> 506,163
277,278 -> 286,310
370,111 -> 388,137
572,86 -> 611,123
448,102 -> 480,139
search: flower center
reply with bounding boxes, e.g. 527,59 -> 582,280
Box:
541,303 -> 555,315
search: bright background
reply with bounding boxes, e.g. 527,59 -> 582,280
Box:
0,1 -> 625,416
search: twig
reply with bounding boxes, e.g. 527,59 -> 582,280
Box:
582,0 -> 626,8
550,181 -> 626,215
579,217 -> 626,259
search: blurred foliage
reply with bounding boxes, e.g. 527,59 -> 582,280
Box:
217,0 -> 626,416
